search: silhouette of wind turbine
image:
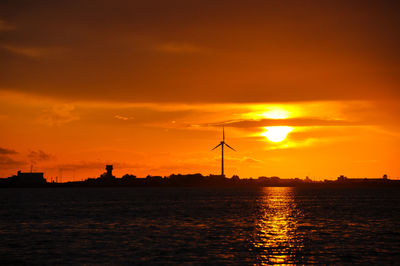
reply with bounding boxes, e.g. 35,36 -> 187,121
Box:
211,127 -> 236,177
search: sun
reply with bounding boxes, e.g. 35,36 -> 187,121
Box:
261,126 -> 293,142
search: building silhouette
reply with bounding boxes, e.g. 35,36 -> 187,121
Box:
99,165 -> 115,180
9,170 -> 46,184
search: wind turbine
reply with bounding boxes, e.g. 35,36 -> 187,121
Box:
211,127 -> 236,177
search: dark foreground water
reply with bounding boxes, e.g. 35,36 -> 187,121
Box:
1,187 -> 400,265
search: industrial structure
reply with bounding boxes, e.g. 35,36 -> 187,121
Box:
211,127 -> 236,177
100,165 -> 115,180
8,170 -> 46,184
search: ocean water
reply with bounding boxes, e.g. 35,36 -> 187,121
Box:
0,187 -> 400,265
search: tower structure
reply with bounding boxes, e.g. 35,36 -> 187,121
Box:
211,127 -> 236,177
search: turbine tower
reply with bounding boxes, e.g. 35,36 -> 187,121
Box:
211,127 -> 236,177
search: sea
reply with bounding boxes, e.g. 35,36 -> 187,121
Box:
1,187 -> 400,265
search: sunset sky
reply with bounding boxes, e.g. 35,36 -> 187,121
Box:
1,1 -> 399,181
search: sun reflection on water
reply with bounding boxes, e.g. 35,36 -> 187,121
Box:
253,187 -> 303,265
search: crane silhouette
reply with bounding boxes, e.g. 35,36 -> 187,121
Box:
211,127 -> 236,177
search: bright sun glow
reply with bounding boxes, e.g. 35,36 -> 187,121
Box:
261,126 -> 293,142
242,105 -> 300,121
261,108 -> 290,119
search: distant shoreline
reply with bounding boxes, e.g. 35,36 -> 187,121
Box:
2,168 -> 397,188
1,177 -> 399,189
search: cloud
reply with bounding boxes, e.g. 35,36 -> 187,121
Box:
115,114 -> 134,121
0,147 -> 26,171
205,117 -> 365,129
38,104 -> 79,126
153,42 -> 204,54
1,1 -> 398,103
0,45 -> 45,58
220,156 -> 263,164
241,157 -> 263,164
0,147 -> 17,155
0,20 -> 15,31
28,150 -> 53,163
0,155 -> 25,169
0,44 -> 66,58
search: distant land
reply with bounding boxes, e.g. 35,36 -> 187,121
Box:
0,165 -> 398,188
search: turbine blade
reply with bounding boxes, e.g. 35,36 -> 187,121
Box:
223,126 -> 225,141
225,143 -> 236,151
211,143 -> 222,151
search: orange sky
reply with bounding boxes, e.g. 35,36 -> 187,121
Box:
1,1 -> 399,181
